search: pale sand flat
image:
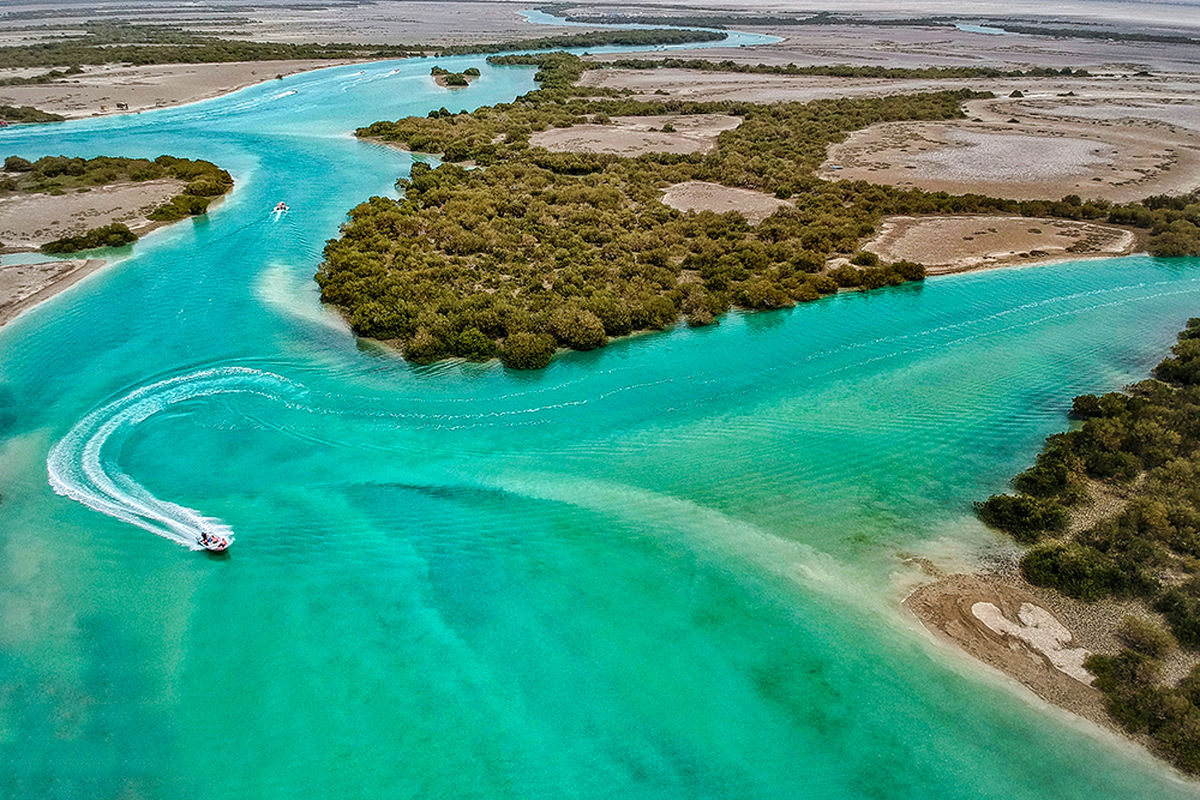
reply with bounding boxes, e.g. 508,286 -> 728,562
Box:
531,114 -> 741,157
0,179 -> 184,250
661,180 -> 790,225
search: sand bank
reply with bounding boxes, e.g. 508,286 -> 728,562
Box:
0,60 -> 360,120
531,114 -> 741,157
905,572 -> 1115,730
0,257 -> 105,328
0,179 -> 184,251
865,215 -> 1137,274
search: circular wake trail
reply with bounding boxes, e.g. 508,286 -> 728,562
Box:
47,367 -> 305,549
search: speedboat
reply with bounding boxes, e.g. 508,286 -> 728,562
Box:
273,201 -> 289,213
198,531 -> 231,552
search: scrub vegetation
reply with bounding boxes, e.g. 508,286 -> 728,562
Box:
431,66 -> 480,87
41,223 -> 138,254
0,154 -> 234,252
978,318 -> 1200,774
542,7 -> 1200,46
0,23 -> 723,70
433,28 -> 727,56
320,52 -> 1200,368
0,104 -> 65,123
586,57 -> 1091,80
0,23 -> 418,69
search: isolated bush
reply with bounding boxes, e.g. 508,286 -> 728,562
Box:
1118,616 -> 1176,658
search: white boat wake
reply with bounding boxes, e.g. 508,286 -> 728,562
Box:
47,367 -> 304,550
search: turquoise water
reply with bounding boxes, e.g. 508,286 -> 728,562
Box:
2,31 -> 1200,800
954,22 -> 1014,35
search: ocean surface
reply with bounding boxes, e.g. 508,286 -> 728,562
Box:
2,19 -> 1200,800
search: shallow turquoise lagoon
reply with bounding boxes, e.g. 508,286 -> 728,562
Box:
1,32 -> 1199,800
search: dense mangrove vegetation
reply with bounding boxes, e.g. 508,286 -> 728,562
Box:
320,52 -> 1200,368
435,28 -> 727,56
0,104 -> 64,123
0,23 -> 418,69
978,318 -> 1200,773
41,223 -> 138,254
0,154 -> 233,252
586,57 -> 1091,80
431,66 -> 480,88
0,23 -> 723,70
325,54 -> 966,366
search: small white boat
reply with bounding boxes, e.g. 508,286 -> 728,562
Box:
198,530 -> 231,552
273,201 -> 289,214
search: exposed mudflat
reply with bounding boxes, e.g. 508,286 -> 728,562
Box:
822,110 -> 1200,202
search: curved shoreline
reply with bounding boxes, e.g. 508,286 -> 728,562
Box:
0,58 -> 374,122
0,188 -> 231,331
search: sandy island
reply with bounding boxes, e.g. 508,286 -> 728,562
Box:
0,178 -> 208,329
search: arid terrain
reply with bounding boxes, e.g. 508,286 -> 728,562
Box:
863,215 -> 1137,273
607,18 -> 1200,73
660,180 -> 790,224
823,106 -> 1200,202
0,179 -> 184,252
530,113 -> 741,156
0,256 -> 104,327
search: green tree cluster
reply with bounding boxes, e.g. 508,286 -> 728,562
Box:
586,56 -> 1089,80
0,104 -> 64,123
431,66 -> 477,87
325,52 -> 1196,368
977,318 -> 1200,774
326,58 -> 970,364
4,154 -> 234,252
41,222 -> 137,253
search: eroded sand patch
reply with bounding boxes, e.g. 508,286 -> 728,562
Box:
822,117 -> 1200,202
530,114 -> 741,157
972,601 -> 1092,683
864,215 -> 1136,273
905,574 -> 1109,727
0,179 -> 184,250
661,181 -> 790,224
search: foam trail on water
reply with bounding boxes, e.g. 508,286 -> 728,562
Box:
48,367 -> 304,549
